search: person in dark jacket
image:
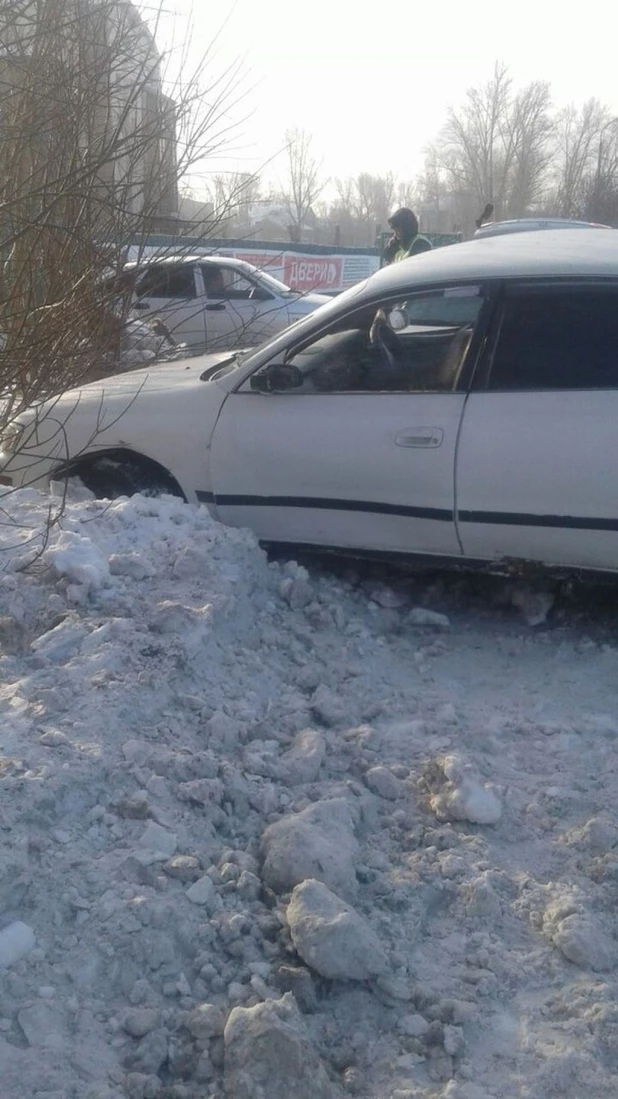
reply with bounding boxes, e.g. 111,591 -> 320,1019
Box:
383,208 -> 432,264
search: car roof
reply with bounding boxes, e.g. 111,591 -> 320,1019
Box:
474,217 -> 611,238
126,254 -> 254,271
367,229 -> 618,296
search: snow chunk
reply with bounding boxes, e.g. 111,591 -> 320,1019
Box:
261,798 -> 359,899
0,921 -> 36,967
138,822 -> 177,859
543,896 -> 614,971
17,1002 -> 67,1049
551,915 -> 613,970
430,755 -> 502,825
365,765 -> 403,800
398,1013 -> 430,1037
163,855 -> 201,881
44,530 -> 110,591
109,553 -> 153,580
186,876 -> 216,907
121,1008 -> 162,1038
286,878 -> 389,981
311,685 -> 347,727
280,728 -> 326,785
367,583 -> 408,609
224,993 -> 336,1099
511,584 -> 554,627
567,815 -> 618,854
409,607 -> 450,628
186,1002 -> 226,1039
31,618 -> 88,663
444,1084 -> 492,1099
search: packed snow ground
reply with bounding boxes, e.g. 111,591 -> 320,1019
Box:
1,487 -> 617,1099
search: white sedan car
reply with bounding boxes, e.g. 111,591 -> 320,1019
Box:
126,255 -> 329,351
3,229 -> 618,577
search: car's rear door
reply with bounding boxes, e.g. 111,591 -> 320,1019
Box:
210,285 -> 487,559
134,263 -> 206,349
456,281 -> 618,571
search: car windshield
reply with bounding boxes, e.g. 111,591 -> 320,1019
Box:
254,269 -> 296,297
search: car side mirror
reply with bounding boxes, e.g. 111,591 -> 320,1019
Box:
250,363 -> 303,393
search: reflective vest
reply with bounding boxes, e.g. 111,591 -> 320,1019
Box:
393,234 -> 432,262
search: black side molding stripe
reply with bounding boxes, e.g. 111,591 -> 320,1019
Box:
459,510 -> 618,532
212,494 -> 453,522
199,491 -> 618,534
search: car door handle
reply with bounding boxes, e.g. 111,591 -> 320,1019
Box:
395,428 -> 444,448
205,303 -> 226,311
134,301 -> 150,310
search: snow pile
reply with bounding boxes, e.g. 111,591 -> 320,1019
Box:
0,487 -> 617,1098
120,318 -> 161,363
429,755 -> 502,825
118,318 -> 190,366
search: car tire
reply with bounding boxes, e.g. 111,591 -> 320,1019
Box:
63,454 -> 184,501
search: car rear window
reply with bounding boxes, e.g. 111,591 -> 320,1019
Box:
136,265 -> 196,299
488,286 -> 618,390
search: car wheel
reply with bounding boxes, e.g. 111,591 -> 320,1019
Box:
64,454 -> 184,501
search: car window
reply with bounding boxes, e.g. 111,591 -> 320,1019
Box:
201,265 -> 255,300
487,287 -> 618,391
258,287 -> 484,395
136,265 -> 196,299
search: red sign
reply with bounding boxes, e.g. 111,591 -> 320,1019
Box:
283,255 -> 344,292
204,247 -> 349,291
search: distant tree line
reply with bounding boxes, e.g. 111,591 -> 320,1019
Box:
210,65 -> 618,245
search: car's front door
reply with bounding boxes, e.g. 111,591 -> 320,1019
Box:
210,285 -> 486,558
456,281 -> 618,571
201,264 -> 281,350
134,263 -> 206,348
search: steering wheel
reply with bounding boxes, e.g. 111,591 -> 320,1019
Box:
369,314 -> 403,371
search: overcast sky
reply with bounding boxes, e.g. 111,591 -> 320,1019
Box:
152,0 -> 618,194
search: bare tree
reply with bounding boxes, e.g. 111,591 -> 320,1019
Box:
0,0 -> 247,426
504,81 -> 553,213
207,170 -> 262,236
550,99 -> 611,217
436,63 -> 512,217
434,62 -> 552,220
334,176 -> 355,212
415,151 -> 442,212
282,128 -> 324,243
353,172 -> 396,224
394,179 -> 419,210
325,172 -> 404,245
582,118 -> 618,224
